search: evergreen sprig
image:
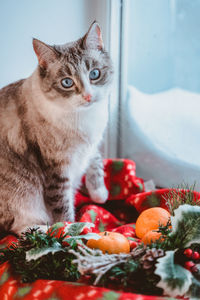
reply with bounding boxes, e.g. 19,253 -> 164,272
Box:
0,227 -> 80,283
163,183 -> 200,215
1,201 -> 200,298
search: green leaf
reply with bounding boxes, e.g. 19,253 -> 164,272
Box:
155,251 -> 192,297
64,222 -> 94,236
25,241 -> 63,262
50,222 -> 65,230
170,204 -> 200,247
63,232 -> 100,244
89,210 -> 97,223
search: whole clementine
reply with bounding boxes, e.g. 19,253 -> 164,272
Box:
142,230 -> 162,245
135,207 -> 170,239
86,231 -> 130,254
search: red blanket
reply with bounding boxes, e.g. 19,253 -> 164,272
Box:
0,159 -> 179,300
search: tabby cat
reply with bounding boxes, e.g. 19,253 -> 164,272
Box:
0,22 -> 113,235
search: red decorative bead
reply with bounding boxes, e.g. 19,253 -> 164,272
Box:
184,248 -> 193,258
129,240 -> 138,249
192,251 -> 200,260
185,261 -> 195,270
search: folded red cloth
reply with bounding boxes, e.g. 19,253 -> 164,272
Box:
75,159 -> 145,207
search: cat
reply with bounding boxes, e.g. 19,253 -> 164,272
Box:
0,21 -> 113,235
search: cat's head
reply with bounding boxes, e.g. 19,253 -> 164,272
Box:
33,21 -> 113,111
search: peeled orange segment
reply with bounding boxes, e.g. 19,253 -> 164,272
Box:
135,207 -> 170,239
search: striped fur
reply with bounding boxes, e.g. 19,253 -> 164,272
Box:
0,22 -> 113,235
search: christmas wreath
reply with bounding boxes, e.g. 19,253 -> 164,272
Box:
1,187 -> 200,299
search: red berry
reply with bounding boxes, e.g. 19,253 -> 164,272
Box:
185,261 -> 195,270
192,251 -> 200,260
184,248 -> 193,258
129,240 -> 138,249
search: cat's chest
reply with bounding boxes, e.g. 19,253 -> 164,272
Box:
78,101 -> 108,144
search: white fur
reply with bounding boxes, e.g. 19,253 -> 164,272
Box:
23,71 -> 109,193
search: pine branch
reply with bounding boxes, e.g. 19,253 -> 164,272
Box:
163,183 -> 199,215
0,227 -> 80,283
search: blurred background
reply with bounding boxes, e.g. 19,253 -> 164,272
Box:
1,0 -> 200,189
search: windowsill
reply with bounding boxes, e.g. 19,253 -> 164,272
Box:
122,86 -> 200,190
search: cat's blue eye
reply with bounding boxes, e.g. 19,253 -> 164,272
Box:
61,78 -> 74,88
89,69 -> 100,80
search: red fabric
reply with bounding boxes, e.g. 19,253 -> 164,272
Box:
75,159 -> 145,207
0,158 -> 189,300
126,188 -> 200,213
0,261 -> 168,300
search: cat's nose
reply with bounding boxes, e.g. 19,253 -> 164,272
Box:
83,93 -> 92,102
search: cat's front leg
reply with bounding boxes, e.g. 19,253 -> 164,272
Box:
45,173 -> 75,223
85,152 -> 108,204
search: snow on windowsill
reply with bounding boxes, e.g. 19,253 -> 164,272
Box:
123,86 -> 200,190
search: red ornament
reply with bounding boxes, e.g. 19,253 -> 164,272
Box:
185,261 -> 195,270
183,248 -> 193,258
192,251 -> 200,260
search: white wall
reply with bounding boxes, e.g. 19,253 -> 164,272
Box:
0,0 -> 109,88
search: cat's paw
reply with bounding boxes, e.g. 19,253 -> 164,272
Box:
89,186 -> 109,204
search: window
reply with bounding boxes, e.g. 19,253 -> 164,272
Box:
116,0 -> 200,189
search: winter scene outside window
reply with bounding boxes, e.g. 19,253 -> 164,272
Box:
121,0 -> 200,189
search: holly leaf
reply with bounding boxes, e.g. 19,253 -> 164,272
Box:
26,241 -> 63,262
170,204 -> 200,247
188,277 -> 200,299
64,222 -> 94,236
155,251 -> 192,297
49,222 -> 65,230
63,232 -> 100,244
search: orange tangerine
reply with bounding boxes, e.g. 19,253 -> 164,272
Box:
142,230 -> 162,245
135,207 -> 170,239
86,231 -> 130,254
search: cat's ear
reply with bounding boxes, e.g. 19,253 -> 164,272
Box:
83,21 -> 104,51
32,38 -> 59,68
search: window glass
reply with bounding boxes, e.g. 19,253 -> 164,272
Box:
123,0 -> 200,187
127,0 -> 200,93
